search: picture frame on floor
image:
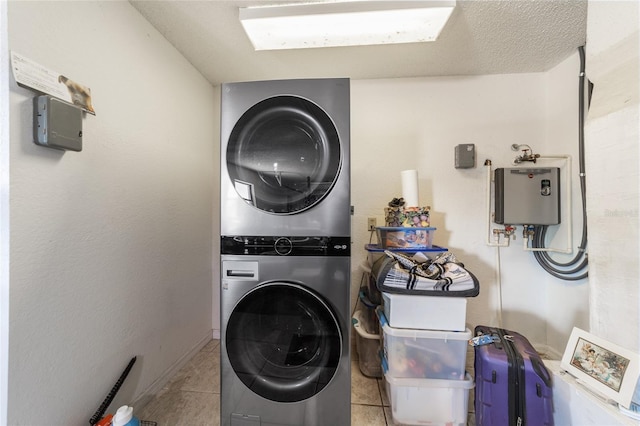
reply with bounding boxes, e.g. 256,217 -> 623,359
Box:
561,327 -> 640,409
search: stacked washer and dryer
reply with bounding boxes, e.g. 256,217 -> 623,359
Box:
219,79 -> 351,426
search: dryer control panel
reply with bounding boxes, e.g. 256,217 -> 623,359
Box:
221,236 -> 350,256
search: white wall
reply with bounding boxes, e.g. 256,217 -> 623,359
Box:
350,61 -> 588,354
585,1 -> 640,351
7,2 -> 216,425
1,2 -> 11,425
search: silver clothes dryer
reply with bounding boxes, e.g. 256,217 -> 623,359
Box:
220,236 -> 351,426
220,78 -> 350,237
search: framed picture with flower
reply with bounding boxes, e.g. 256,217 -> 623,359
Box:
561,327 -> 639,408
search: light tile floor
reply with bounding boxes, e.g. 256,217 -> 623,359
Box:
137,339 -> 474,425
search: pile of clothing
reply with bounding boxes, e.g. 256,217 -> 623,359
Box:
373,250 -> 479,296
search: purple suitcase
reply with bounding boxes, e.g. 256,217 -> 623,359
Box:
474,326 -> 554,426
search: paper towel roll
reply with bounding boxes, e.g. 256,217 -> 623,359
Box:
401,170 -> 419,207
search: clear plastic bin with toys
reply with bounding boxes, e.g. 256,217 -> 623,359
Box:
377,308 -> 470,381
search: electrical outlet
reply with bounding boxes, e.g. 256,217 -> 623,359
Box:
367,217 -> 377,231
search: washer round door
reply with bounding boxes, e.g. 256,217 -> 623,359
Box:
225,282 -> 342,402
226,96 -> 342,214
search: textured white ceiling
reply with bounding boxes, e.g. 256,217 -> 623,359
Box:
130,0 -> 587,86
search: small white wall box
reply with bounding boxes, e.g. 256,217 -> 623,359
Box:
494,167 -> 560,225
33,95 -> 83,151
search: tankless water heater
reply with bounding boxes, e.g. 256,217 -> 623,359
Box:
494,167 -> 561,225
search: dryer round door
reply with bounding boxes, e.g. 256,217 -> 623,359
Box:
225,282 -> 342,403
226,96 -> 342,214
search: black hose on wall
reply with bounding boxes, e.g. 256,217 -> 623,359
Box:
532,45 -> 589,281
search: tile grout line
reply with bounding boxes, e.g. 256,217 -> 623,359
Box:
376,378 -> 392,426
178,389 -> 221,395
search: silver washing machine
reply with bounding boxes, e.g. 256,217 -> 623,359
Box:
220,78 -> 350,237
220,236 -> 351,426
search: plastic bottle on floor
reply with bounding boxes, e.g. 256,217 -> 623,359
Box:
112,406 -> 140,426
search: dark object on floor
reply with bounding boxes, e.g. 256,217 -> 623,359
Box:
89,356 -> 137,425
473,326 -> 554,426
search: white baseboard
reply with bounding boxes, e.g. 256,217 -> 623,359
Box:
212,328 -> 220,339
133,330 -> 213,410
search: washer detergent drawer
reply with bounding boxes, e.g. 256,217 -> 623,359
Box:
223,261 -> 259,281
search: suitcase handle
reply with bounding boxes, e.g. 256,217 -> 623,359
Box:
531,356 -> 552,388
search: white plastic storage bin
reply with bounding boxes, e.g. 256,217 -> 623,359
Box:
352,309 -> 382,378
382,291 -> 467,331
378,309 -> 470,380
384,371 -> 474,426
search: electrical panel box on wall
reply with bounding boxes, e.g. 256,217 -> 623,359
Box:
494,167 -> 561,225
455,143 -> 475,168
33,95 -> 83,151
